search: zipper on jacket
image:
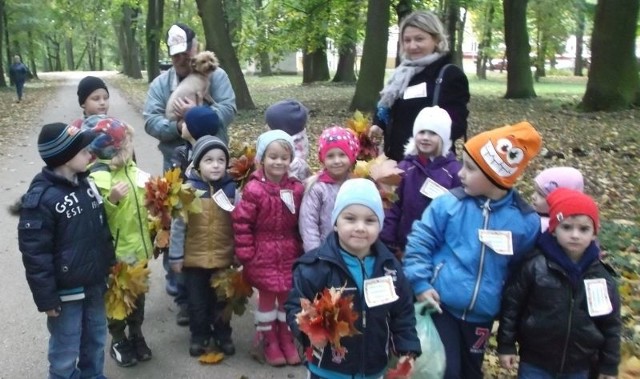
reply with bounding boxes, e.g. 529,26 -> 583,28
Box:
125,166 -> 149,258
559,289 -> 575,373
464,199 -> 491,320
358,258 -> 368,376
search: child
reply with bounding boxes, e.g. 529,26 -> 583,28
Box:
299,126 -> 360,252
265,99 -> 311,181
532,166 -> 584,231
380,106 -> 462,255
168,135 -> 237,357
71,76 -> 110,127
232,129 -> 305,366
82,115 -> 153,367
497,188 -> 620,379
286,178 -> 421,379
18,122 -> 115,378
403,122 -> 542,379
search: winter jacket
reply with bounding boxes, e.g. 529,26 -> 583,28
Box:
403,188 -> 540,323
89,159 -> 152,264
171,143 -> 193,180
9,62 -> 28,83
18,168 -> 115,312
231,169 -> 304,292
285,233 -> 421,377
380,153 -> 461,250
143,66 -> 236,166
169,168 -> 236,269
497,241 -> 620,376
299,178 -> 342,252
373,54 -> 470,162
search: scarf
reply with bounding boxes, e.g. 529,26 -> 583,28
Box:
377,52 -> 443,108
538,231 -> 599,287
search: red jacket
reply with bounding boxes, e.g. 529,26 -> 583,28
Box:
232,169 -> 304,292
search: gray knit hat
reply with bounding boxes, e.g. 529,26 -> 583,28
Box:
192,136 -> 229,169
265,100 -> 308,135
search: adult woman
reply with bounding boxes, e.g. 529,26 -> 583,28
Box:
371,11 -> 470,161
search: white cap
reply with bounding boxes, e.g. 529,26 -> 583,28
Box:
404,106 -> 452,157
167,24 -> 194,56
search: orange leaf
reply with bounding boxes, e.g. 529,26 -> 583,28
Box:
387,358 -> 413,378
198,352 -> 224,364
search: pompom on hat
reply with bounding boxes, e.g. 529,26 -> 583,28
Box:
184,106 -> 221,140
318,126 -> 360,164
256,129 -> 295,162
404,106 -> 452,156
547,188 -> 599,234
534,167 -> 584,197
464,121 -> 542,189
81,115 -> 128,160
38,123 -> 96,167
265,100 -> 309,135
77,76 -> 108,106
192,135 -> 229,170
331,178 -> 384,228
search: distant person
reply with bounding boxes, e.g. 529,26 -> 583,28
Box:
9,55 -> 28,102
17,123 -> 115,378
265,99 -> 311,181
370,11 -> 470,161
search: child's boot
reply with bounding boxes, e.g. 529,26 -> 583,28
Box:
254,310 -> 286,366
277,312 -> 301,365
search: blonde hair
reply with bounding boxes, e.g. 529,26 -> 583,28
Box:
400,11 -> 449,54
109,124 -> 135,170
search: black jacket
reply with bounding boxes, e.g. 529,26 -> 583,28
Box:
497,248 -> 621,376
285,233 -> 421,377
171,143 -> 192,180
18,168 -> 115,312
373,53 -> 470,161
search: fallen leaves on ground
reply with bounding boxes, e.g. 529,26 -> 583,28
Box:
198,351 -> 224,364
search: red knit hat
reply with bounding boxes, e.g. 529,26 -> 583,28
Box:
318,126 -> 360,164
547,188 -> 600,234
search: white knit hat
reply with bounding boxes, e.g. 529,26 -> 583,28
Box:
404,106 -> 452,157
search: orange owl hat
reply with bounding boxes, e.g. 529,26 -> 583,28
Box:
464,122 -> 542,189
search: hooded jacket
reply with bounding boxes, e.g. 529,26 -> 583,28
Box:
299,179 -> 342,252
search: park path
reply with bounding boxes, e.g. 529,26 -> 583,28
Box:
0,72 -> 305,379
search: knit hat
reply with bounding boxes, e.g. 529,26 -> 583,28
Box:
77,76 -> 109,106
184,106 -> 221,140
167,23 -> 196,56
256,129 -> 295,162
265,100 -> 309,135
404,106 -> 452,156
464,121 -> 542,189
81,115 -> 128,160
192,135 -> 229,169
534,167 -> 584,197
38,123 -> 96,167
318,126 -> 360,164
548,188 -> 599,234
331,178 -> 384,228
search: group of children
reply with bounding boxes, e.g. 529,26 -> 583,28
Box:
17,74 -> 620,379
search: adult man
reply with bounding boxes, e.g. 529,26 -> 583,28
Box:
9,55 -> 28,102
143,23 -> 237,326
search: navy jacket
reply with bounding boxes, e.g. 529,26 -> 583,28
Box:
285,233 -> 421,377
18,168 -> 115,312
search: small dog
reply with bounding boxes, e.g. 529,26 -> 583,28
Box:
165,50 -> 219,121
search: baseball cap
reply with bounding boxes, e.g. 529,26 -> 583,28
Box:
167,23 -> 195,56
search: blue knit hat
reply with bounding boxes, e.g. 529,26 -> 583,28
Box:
184,106 -> 221,140
331,178 -> 384,228
265,100 -> 308,135
256,129 -> 295,162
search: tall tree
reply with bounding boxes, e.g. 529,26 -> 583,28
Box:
350,0 -> 391,112
444,0 -> 462,66
0,0 -> 6,87
573,0 -> 587,76
581,0 -> 639,111
254,0 -> 271,76
503,0 -> 536,98
474,0 -> 497,79
115,2 -> 143,79
331,0 -> 363,83
146,0 -> 164,83
302,1 -> 330,83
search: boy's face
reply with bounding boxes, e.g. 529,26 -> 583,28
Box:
64,147 -> 93,173
334,204 -> 380,258
458,152 -> 499,198
415,130 -> 442,157
532,189 -> 549,214
198,148 -> 227,181
553,215 -> 596,260
82,89 -> 109,116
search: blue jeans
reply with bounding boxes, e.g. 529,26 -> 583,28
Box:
47,283 -> 107,379
518,362 -> 588,379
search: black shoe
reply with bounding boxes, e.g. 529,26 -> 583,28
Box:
189,338 -> 209,357
110,339 -> 137,367
176,304 -> 189,326
130,335 -> 152,362
215,338 -> 236,356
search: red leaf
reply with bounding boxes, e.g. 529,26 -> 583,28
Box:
387,358 -> 413,378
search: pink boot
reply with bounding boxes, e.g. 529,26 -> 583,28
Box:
277,316 -> 301,365
262,322 -> 286,366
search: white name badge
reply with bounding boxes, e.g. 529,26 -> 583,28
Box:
478,230 -> 513,255
212,189 -> 235,212
403,82 -> 427,100
584,278 -> 613,317
280,189 -> 296,214
364,276 -> 399,308
87,179 -> 103,205
136,169 -> 151,188
420,178 -> 449,199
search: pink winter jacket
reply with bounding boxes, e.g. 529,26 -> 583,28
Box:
232,169 -> 304,292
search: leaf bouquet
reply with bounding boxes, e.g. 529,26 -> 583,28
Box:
296,286 -> 360,363
228,143 -> 257,191
210,266 -> 254,321
105,260 -> 150,320
345,110 -> 379,161
352,155 -> 404,209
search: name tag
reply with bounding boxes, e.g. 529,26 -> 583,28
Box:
212,189 -> 235,212
403,82 -> 427,100
364,276 -> 399,307
87,179 -> 103,204
478,230 -> 513,255
420,178 -> 449,199
280,189 -> 295,214
136,169 -> 151,188
584,278 -> 613,317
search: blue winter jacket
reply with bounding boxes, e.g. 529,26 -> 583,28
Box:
403,188 -> 539,323
285,233 -> 421,377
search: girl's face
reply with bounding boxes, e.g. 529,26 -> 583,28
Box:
553,215 -> 596,261
198,148 -> 227,182
262,141 -> 292,183
334,204 -> 380,258
82,89 -> 110,116
323,147 -> 351,181
402,26 -> 438,60
532,190 -> 549,214
415,130 -> 442,157
65,147 -> 93,174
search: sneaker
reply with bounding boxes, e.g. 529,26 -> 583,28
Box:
130,335 -> 152,362
176,304 -> 189,326
110,339 -> 137,367
189,338 -> 209,357
214,338 -> 236,356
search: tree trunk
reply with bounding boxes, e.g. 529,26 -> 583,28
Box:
394,0 -> 413,66
332,1 -> 361,83
146,0 -> 164,83
581,0 -> 640,111
65,38 -> 74,71
224,0 -> 242,47
0,0 -> 6,87
196,0 -> 255,110
573,0 -> 586,76
254,0 -> 271,76
534,29 -> 547,82
503,0 -> 536,98
118,4 -> 143,79
28,31 -> 37,79
445,0 -> 462,66
350,0 -> 391,112
475,2 -> 495,79
332,43 -> 357,83
303,47 -> 330,83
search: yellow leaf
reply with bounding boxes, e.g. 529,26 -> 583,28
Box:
198,352 -> 224,364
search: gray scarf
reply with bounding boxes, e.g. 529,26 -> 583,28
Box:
377,52 -> 442,108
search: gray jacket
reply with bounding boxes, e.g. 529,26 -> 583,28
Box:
298,179 -> 341,252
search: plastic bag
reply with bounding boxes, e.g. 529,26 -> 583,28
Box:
413,302 -> 446,379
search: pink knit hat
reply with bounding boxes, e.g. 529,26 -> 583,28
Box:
534,167 -> 584,197
318,126 -> 360,164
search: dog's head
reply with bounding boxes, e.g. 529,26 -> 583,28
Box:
191,51 -> 218,75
